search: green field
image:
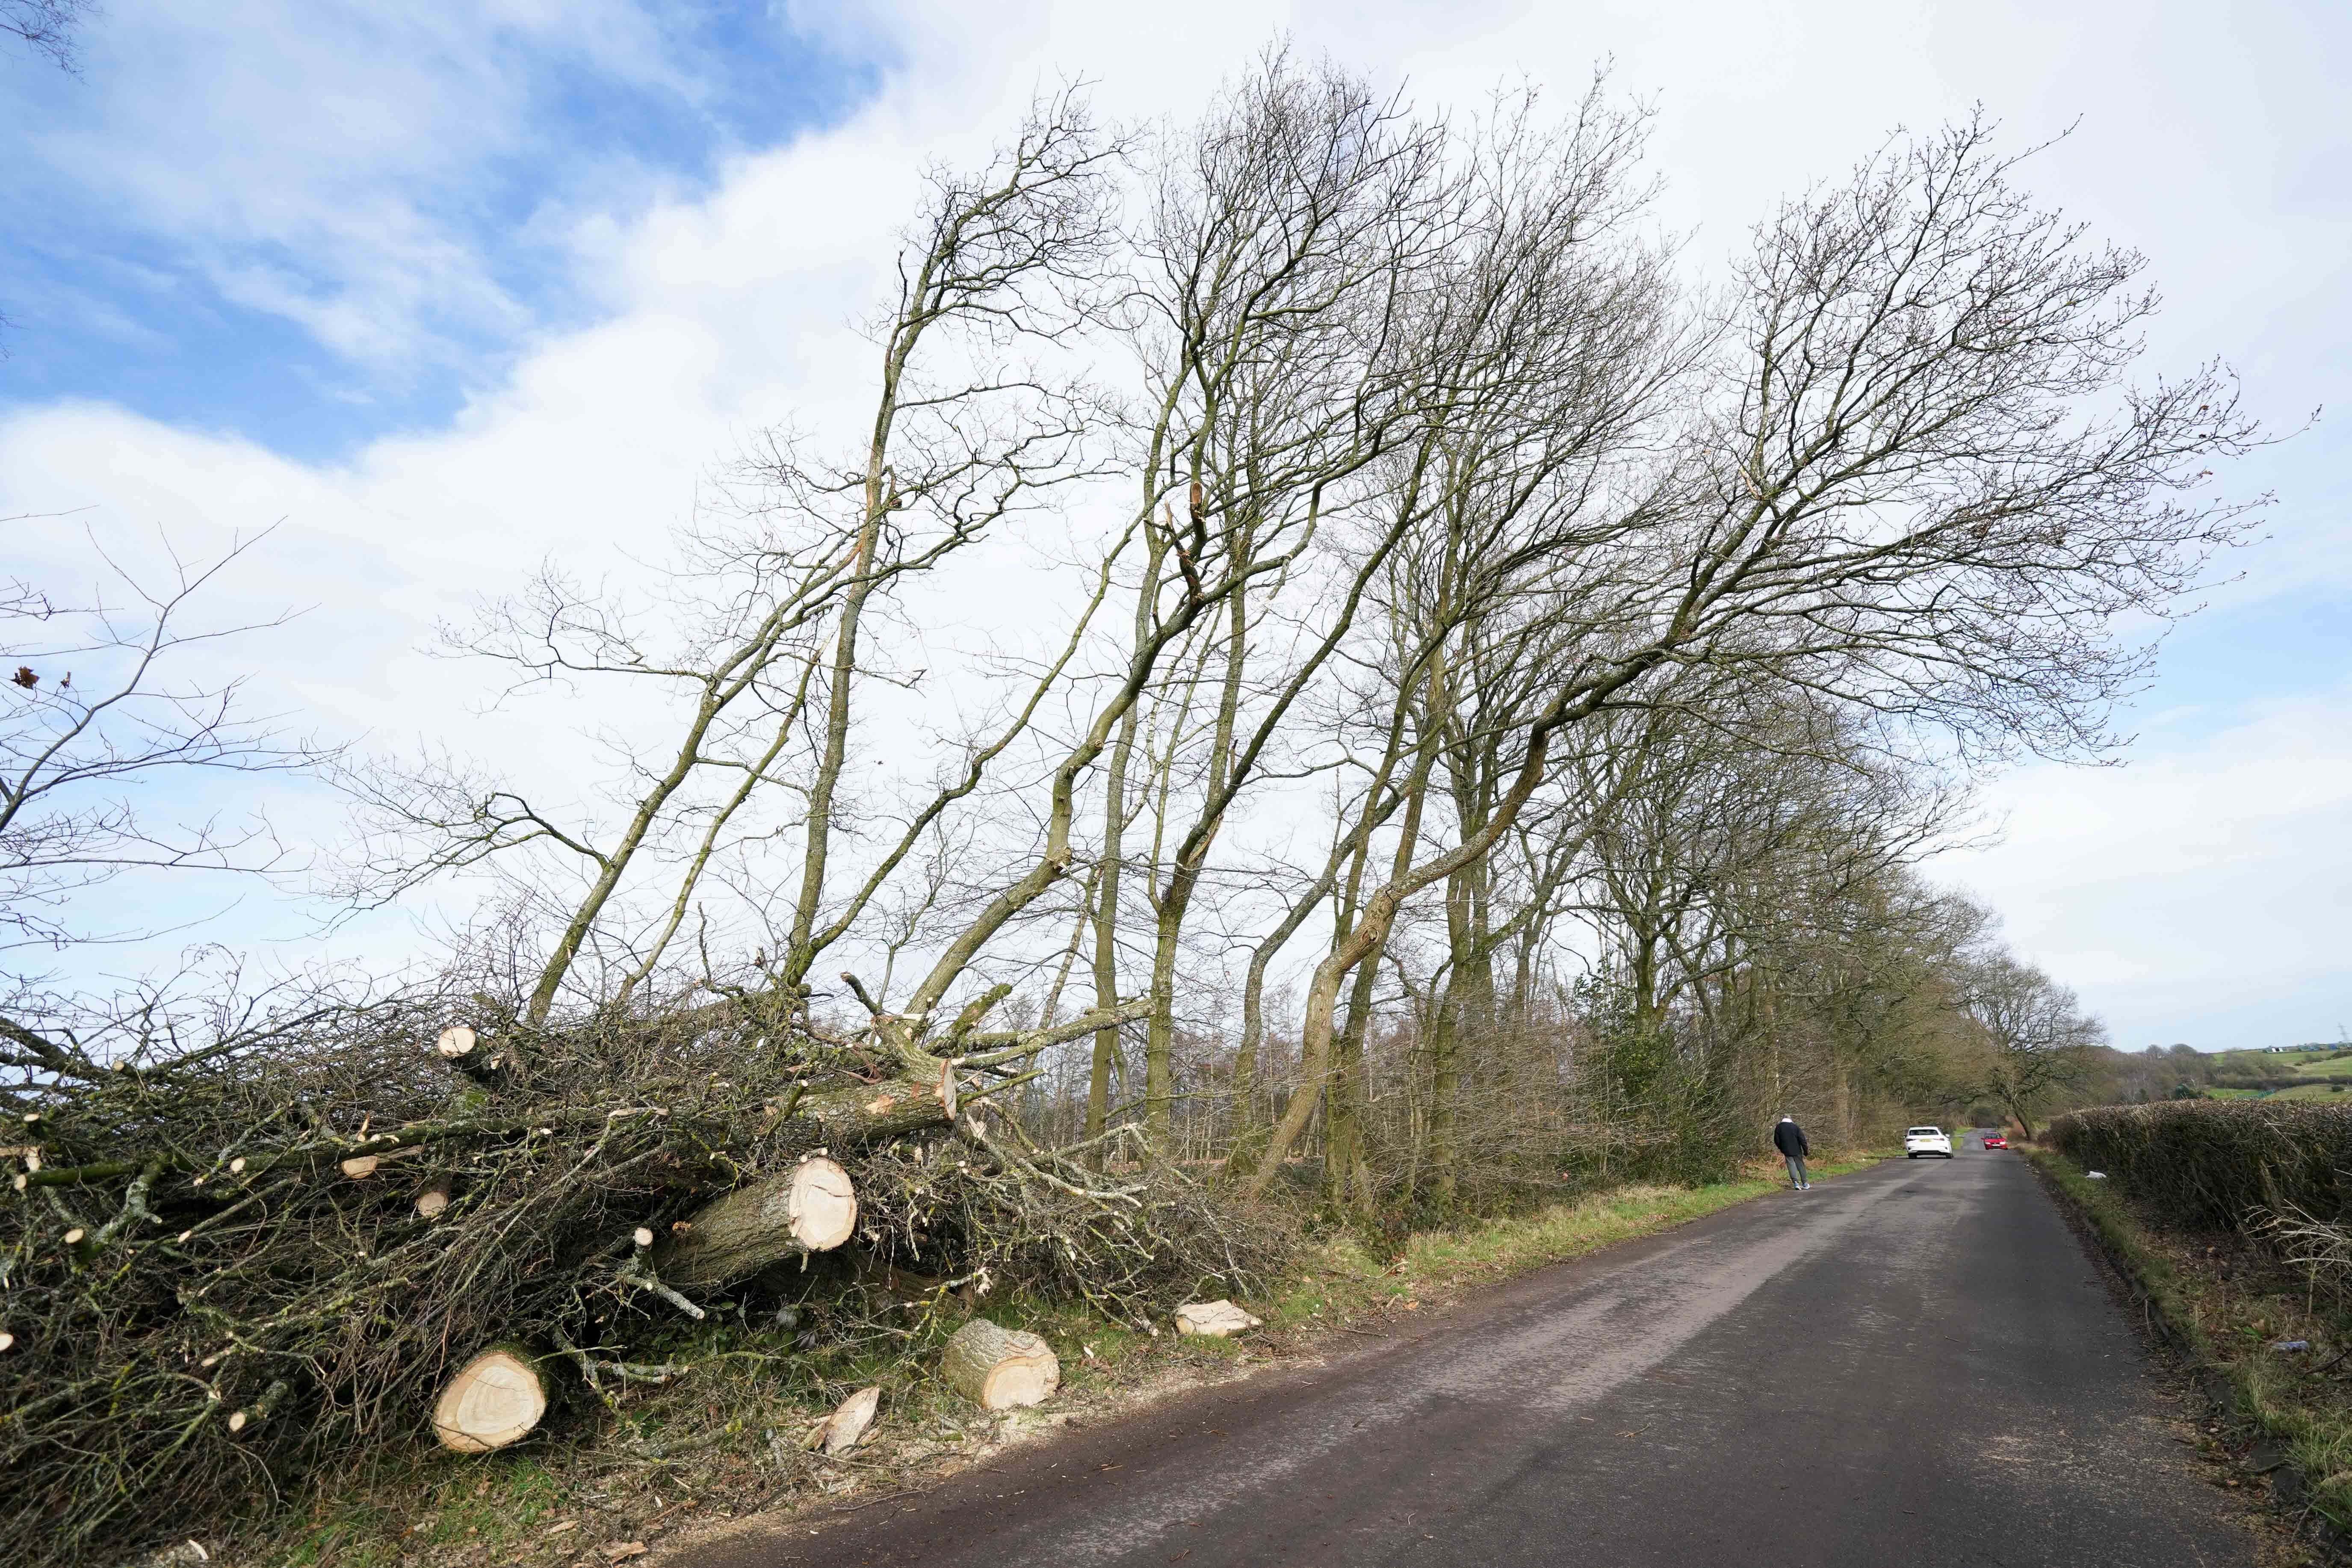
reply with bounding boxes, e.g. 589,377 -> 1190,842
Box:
2286,1054 -> 2352,1078
2216,1047 -> 2352,1067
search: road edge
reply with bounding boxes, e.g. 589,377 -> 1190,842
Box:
658,1155 -> 1896,1565
2023,1143 -> 2351,1560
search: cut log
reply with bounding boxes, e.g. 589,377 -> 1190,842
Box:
808,1385 -> 880,1454
790,1074 -> 959,1144
653,1155 -> 856,1289
940,1318 -> 1058,1410
341,1146 -> 421,1180
226,1379 -> 289,1436
1173,1300 -> 1262,1338
431,1344 -> 549,1453
433,1025 -> 509,1087
414,1178 -> 452,1219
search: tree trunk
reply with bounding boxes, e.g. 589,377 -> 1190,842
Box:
432,1343 -> 549,1453
654,1155 -> 857,1289
1323,954 -> 1380,1213
1223,868 -> 1335,1182
940,1318 -> 1060,1409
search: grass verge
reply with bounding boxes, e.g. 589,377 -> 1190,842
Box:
247,1151 -> 1885,1568
2024,1144 -> 2352,1537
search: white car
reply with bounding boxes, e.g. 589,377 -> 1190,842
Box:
1905,1126 -> 1954,1158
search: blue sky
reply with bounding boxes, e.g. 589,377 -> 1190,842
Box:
2,0 -> 2346,1050
3,2 -> 879,455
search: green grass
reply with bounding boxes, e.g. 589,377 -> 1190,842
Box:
2287,1056 -> 2352,1078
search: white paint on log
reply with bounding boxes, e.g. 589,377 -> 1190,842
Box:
940,1318 -> 1059,1410
431,1345 -> 549,1453
435,1025 -> 478,1058
1173,1300 -> 1263,1338
810,1385 -> 881,1454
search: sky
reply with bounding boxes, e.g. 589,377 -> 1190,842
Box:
2,0 -> 2346,1051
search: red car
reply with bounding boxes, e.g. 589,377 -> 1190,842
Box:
1982,1134 -> 2009,1149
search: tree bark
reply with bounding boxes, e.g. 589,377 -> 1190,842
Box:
940,1318 -> 1059,1409
653,1155 -> 857,1289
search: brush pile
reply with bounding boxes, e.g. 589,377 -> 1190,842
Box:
0,985 -> 1279,1566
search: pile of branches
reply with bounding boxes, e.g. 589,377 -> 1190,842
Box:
0,983 -> 1279,1567
852,1122 -> 1291,1334
2048,1101 -> 2352,1232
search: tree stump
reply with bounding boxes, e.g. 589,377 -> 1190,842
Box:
431,1344 -> 548,1453
653,1155 -> 856,1289
940,1318 -> 1058,1410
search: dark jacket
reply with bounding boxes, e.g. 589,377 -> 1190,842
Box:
1773,1120 -> 1809,1157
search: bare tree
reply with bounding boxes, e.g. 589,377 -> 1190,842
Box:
1961,949 -> 2102,1139
337,94 -> 1125,1032
1233,114 -> 2260,1197
895,57 -> 1463,1040
1,0 -> 95,74
3,528 -> 320,968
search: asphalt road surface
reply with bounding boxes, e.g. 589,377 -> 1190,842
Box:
701,1143 -> 2261,1568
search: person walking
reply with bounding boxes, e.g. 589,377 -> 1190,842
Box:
1773,1116 -> 1811,1190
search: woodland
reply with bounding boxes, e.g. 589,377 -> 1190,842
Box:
1,55 -> 2260,1565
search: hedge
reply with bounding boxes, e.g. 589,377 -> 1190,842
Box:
2046,1101 -> 2352,1231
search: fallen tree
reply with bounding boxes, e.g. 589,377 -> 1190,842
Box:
0,983 -> 1277,1568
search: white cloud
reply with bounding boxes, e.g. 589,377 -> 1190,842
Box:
13,0 -> 734,378
1933,682 -> 2352,1048
3,0 -> 2346,1031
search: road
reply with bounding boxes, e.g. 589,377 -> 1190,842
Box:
699,1143 -> 2262,1568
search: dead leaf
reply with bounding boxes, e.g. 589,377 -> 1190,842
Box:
602,1544 -> 647,1561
